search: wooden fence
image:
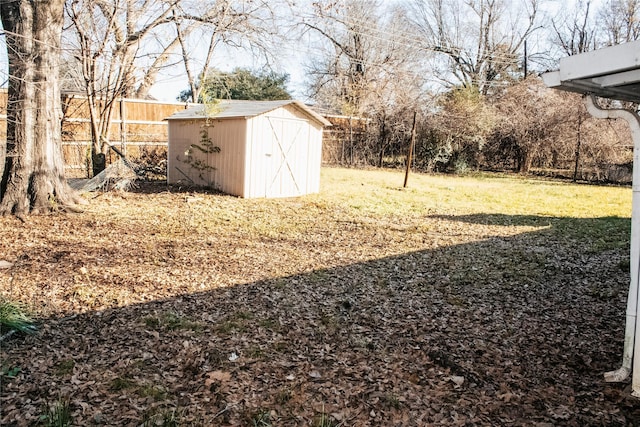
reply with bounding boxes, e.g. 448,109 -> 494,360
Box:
321,114 -> 370,165
0,90 -> 362,177
0,90 -> 191,177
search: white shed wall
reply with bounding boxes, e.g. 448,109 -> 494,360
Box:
244,104 -> 323,198
167,118 -> 247,196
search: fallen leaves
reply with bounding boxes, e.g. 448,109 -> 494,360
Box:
0,177 -> 638,425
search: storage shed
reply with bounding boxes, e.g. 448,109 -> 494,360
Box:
166,100 -> 331,198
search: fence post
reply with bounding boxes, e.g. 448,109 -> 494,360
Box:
120,97 -> 127,157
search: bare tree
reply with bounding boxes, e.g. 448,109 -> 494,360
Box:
488,77 -> 577,173
64,0 -> 287,175
302,0 -> 384,115
550,0 -> 598,56
408,0 -> 541,94
64,0 -> 182,175
599,0 -> 640,45
0,0 -> 83,215
174,0 -> 285,103
301,1 -> 427,166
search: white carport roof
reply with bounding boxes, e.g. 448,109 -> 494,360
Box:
542,41 -> 640,398
541,40 -> 640,103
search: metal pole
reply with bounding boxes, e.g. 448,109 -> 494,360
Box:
524,40 -> 528,78
586,96 -> 640,394
404,111 -> 417,188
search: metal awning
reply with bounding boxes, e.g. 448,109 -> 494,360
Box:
542,41 -> 640,397
541,40 -> 640,103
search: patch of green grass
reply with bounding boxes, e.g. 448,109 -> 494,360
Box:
144,316 -> 160,329
143,311 -> 202,332
258,318 -> 280,331
319,168 -> 631,219
247,346 -> 265,359
0,298 -> 36,334
232,310 -> 253,321
53,359 -> 75,376
553,217 -> 630,252
384,393 -> 402,409
39,399 -> 72,427
110,377 -> 135,391
313,410 -> 336,427
215,320 -> 246,334
1,365 -> 21,378
215,310 -> 255,335
309,271 -> 329,283
137,384 -> 167,401
141,407 -> 182,427
273,279 -> 288,289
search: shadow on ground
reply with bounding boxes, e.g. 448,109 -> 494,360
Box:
1,213 -> 639,426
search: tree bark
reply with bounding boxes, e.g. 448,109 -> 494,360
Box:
0,0 -> 82,215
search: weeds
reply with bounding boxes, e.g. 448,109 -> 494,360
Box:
215,320 -> 246,334
53,359 -> 75,376
275,387 -> 292,404
385,393 -> 402,409
39,399 -> 72,427
141,407 -> 182,427
216,311 -> 254,334
313,409 -> 336,427
250,409 -> 272,427
0,365 -> 21,394
110,377 -> 135,391
258,318 -> 280,331
137,384 -> 167,400
0,298 -> 36,334
143,311 -> 202,332
1,365 -> 21,378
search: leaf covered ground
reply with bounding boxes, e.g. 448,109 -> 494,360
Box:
1,168 -> 639,426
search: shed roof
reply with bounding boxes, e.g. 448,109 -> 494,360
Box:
541,40 -> 640,103
166,99 -> 332,126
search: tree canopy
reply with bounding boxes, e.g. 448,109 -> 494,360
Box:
178,68 -> 292,102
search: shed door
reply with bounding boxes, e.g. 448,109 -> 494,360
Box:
265,117 -> 307,198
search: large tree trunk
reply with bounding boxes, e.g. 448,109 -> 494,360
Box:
0,0 -> 82,215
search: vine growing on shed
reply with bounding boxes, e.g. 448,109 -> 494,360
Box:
181,95 -> 222,185
182,126 -> 221,182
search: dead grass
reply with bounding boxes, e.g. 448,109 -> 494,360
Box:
0,167 -> 637,425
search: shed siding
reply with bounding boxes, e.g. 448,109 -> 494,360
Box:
167,118 -> 247,196
243,104 -> 323,198
306,120 -> 323,194
243,116 -> 263,198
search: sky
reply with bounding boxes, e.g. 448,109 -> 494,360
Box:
147,45 -> 309,102
147,0 -> 606,102
0,0 -> 610,103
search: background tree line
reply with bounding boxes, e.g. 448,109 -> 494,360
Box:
303,0 -> 638,183
1,0 -> 639,214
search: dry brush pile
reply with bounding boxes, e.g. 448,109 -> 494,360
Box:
0,168 -> 639,426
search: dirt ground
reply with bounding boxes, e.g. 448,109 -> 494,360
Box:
1,179 -> 640,426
